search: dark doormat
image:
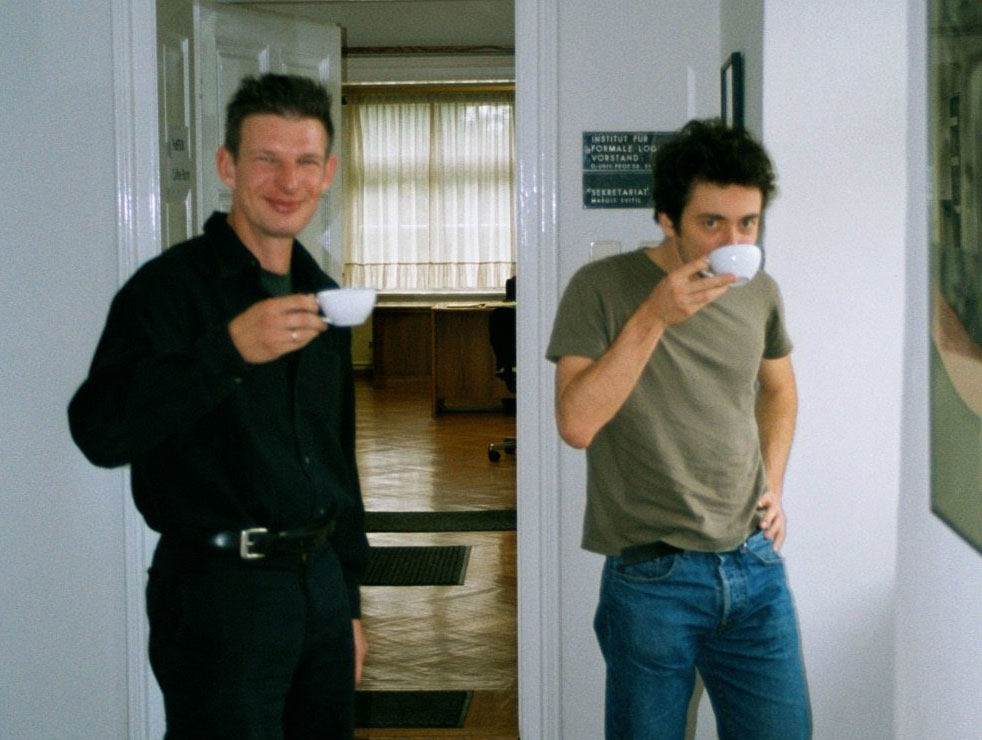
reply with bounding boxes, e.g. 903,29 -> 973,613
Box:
354,690 -> 472,728
365,509 -> 516,533
362,545 -> 471,586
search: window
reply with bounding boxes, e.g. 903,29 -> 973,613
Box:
342,91 -> 516,292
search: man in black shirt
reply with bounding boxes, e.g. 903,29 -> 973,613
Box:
69,74 -> 369,739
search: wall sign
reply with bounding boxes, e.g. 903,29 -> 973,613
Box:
165,125 -> 193,200
582,131 -> 673,209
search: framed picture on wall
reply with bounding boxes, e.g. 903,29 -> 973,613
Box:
928,0 -> 982,555
721,51 -> 744,129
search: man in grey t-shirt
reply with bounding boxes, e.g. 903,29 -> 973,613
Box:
547,120 -> 809,740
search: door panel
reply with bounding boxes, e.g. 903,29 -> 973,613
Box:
197,3 -> 344,278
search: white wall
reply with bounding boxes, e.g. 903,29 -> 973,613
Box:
344,53 -> 513,85
721,0 -> 763,136
895,2 -> 982,738
542,1 -> 907,738
0,1 -> 130,738
759,3 -> 906,738
551,3 -> 722,738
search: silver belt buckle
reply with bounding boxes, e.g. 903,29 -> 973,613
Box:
239,527 -> 268,560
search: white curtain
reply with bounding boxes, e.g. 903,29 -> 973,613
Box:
342,92 -> 516,291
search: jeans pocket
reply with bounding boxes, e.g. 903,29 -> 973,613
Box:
745,531 -> 783,566
610,553 -> 681,583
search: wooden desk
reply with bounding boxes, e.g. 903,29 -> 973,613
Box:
371,301 -> 515,414
371,304 -> 432,386
431,302 -> 516,416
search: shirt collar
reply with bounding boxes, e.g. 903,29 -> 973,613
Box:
202,211 -> 332,293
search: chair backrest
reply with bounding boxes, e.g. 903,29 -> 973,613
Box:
489,300 -> 516,393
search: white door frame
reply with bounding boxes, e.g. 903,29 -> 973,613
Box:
513,0 -> 563,738
110,1 -> 563,737
109,1 -> 165,738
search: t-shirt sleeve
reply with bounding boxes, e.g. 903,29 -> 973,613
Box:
545,264 -> 612,363
763,278 -> 793,359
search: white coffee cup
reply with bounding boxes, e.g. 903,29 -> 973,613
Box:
316,287 -> 377,327
705,244 -> 762,286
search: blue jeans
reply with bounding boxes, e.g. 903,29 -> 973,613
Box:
594,531 -> 810,740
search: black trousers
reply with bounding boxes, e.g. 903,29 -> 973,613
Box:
147,537 -> 355,740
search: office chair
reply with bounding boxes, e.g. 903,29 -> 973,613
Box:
488,277 -> 516,462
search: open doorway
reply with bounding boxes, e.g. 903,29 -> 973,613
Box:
313,7 -> 517,736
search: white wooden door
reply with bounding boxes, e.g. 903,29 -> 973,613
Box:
197,2 -> 345,278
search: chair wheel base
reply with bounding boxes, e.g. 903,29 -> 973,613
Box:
488,437 -> 516,462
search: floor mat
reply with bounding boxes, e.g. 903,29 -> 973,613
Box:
362,545 -> 471,586
364,509 -> 516,532
354,690 -> 472,728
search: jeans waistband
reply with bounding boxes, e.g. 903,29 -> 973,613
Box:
619,530 -> 768,564
619,540 -> 685,565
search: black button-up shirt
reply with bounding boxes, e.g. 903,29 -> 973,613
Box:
69,213 -> 368,614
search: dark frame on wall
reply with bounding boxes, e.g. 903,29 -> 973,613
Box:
720,51 -> 745,129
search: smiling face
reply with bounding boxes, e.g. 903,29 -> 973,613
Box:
658,181 -> 762,264
217,113 -> 337,259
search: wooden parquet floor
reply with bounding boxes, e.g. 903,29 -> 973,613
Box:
354,378 -> 518,739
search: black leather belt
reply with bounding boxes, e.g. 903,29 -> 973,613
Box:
620,540 -> 685,565
207,521 -> 335,561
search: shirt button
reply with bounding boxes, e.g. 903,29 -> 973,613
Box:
303,456 -> 311,465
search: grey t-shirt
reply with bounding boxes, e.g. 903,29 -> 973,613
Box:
546,248 -> 792,554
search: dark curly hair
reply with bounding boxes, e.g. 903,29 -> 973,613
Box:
224,73 -> 335,158
652,119 -> 776,229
